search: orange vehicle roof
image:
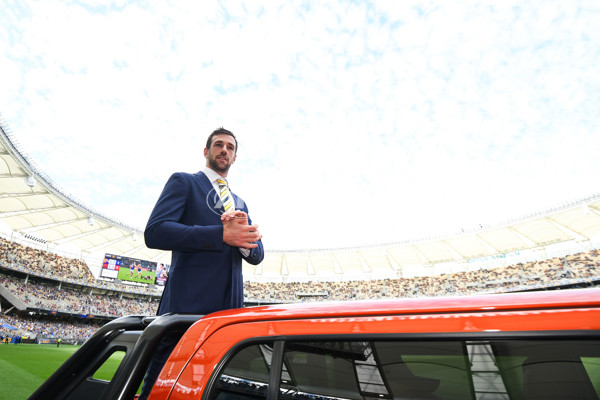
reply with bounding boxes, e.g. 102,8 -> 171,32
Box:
207,287 -> 600,323
157,288 -> 600,400
174,288 -> 600,345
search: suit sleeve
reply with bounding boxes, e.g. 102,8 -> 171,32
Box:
144,173 -> 224,252
243,213 -> 264,265
242,243 -> 264,265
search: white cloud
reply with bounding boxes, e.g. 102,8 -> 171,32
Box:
1,0 -> 599,249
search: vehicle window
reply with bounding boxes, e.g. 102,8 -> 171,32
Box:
91,348 -> 127,382
493,341 -> 600,400
211,342 -> 275,400
209,339 -> 600,400
281,341 -> 470,399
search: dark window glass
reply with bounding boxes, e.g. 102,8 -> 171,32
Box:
209,339 -> 600,400
493,341 -> 600,400
211,342 -> 275,400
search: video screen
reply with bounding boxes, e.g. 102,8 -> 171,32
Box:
100,255 -> 121,279
100,253 -> 167,285
154,262 -> 170,286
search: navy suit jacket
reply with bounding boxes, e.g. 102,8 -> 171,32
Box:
144,171 -> 264,315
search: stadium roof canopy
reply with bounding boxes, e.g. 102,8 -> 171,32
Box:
0,122 -> 168,266
2,119 -> 600,281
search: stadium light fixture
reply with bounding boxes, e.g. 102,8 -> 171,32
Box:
583,205 -> 591,215
25,175 -> 36,187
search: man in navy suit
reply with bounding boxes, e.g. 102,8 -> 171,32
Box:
139,127 -> 264,399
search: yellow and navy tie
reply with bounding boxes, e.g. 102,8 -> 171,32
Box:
216,178 -> 235,211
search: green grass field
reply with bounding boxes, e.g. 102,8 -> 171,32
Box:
0,343 -> 125,400
116,266 -> 156,284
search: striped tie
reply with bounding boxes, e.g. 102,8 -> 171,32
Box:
216,179 -> 235,212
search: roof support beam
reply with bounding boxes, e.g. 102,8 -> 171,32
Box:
53,225 -> 118,245
0,205 -> 71,216
81,233 -> 133,252
545,217 -> 588,241
19,217 -> 89,233
0,192 -> 49,197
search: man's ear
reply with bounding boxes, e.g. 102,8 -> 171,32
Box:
203,147 -> 209,158
232,153 -> 237,164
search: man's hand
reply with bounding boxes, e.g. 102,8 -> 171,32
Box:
221,209 -> 247,224
222,210 -> 262,249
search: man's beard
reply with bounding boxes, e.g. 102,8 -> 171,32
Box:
209,157 -> 231,173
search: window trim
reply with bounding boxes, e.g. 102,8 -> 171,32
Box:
266,340 -> 285,400
201,330 -> 600,400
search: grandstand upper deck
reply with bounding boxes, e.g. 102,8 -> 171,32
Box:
2,116 -> 600,282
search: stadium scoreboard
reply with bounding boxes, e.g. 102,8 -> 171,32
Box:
101,253 -> 169,286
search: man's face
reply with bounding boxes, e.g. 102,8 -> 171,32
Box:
204,134 -> 237,174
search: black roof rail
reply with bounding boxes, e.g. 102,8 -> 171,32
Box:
28,313 -> 203,400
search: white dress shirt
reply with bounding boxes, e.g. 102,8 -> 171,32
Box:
202,167 -> 250,256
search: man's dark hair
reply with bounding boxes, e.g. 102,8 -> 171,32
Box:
206,127 -> 238,153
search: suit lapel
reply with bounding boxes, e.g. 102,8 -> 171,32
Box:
193,171 -> 213,192
193,171 -> 232,213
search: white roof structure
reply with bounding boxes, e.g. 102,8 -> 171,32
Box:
0,123 -> 168,266
2,119 -> 600,282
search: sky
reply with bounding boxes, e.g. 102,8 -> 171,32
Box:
0,0 -> 599,251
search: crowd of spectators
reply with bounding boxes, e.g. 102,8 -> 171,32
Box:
0,274 -> 159,317
1,312 -> 99,342
3,249 -> 597,310
0,237 -> 163,296
244,250 -> 600,302
0,237 -> 94,283
1,234 -> 599,342
0,272 -> 158,341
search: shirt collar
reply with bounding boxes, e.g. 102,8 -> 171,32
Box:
201,166 -> 227,185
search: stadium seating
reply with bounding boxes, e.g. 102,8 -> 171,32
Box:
1,236 -> 599,342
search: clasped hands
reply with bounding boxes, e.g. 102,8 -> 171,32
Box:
221,209 -> 262,249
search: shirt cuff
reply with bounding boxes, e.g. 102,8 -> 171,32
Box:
239,248 -> 250,257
